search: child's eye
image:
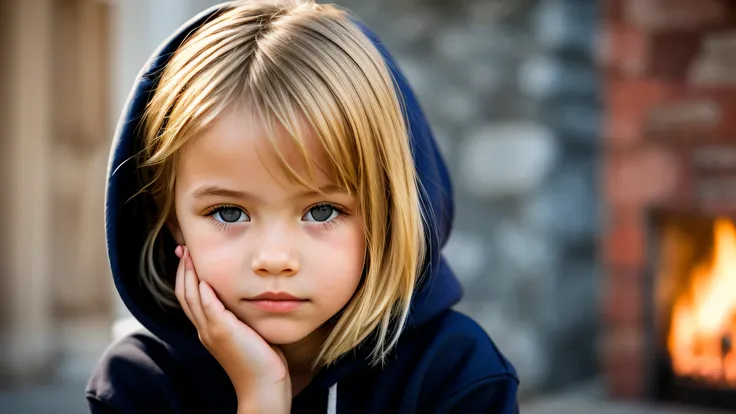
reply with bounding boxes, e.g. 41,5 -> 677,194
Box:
211,206 -> 249,223
303,204 -> 339,222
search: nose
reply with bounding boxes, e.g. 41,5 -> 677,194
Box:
251,231 -> 300,277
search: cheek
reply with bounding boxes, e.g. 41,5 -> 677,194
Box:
191,245 -> 239,287
178,217 -> 246,292
310,220 -> 366,304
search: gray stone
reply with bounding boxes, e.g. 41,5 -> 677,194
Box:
522,157 -> 598,245
430,126 -> 453,161
418,81 -> 482,125
394,56 -> 435,98
482,92 -> 536,120
552,259 -> 599,336
519,56 -> 597,100
440,84 -> 483,124
341,2 -> 380,25
485,267 -> 525,308
382,10 -> 438,48
543,102 -> 601,145
0,379 -> 90,414
435,25 -> 519,63
452,298 -> 476,317
464,0 -> 535,26
473,302 -> 548,391
459,122 -> 558,199
518,276 -> 560,329
443,231 -> 488,287
467,301 -> 508,340
558,162 -> 597,242
493,219 -> 560,282
548,327 -> 599,389
519,55 -> 559,99
464,60 -> 508,95
532,0 -> 595,55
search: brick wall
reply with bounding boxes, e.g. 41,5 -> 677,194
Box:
601,0 -> 736,399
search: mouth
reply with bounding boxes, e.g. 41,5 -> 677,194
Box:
248,291 -> 305,301
244,292 -> 308,313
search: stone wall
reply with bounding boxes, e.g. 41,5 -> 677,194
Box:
335,0 -> 600,393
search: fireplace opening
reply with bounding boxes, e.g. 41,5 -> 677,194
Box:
650,212 -> 736,409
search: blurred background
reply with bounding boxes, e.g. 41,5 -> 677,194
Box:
3,0 -> 736,413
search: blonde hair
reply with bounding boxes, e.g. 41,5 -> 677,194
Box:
138,0 -> 425,366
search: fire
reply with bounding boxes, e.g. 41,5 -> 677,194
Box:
668,217 -> 736,385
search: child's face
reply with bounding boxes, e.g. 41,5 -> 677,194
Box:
171,105 -> 365,345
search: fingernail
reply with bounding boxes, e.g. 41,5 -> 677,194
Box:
175,245 -> 182,258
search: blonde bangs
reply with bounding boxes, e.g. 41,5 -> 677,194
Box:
139,0 -> 425,367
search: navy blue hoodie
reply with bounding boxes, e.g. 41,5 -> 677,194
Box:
86,3 -> 519,413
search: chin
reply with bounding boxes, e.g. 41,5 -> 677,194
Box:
247,318 -> 314,345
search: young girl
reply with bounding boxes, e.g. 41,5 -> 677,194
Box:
86,1 -> 518,412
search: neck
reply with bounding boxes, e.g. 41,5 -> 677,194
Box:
279,325 -> 331,395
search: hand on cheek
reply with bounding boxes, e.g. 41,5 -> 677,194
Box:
173,245 -> 291,413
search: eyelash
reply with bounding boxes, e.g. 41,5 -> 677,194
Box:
203,203 -> 347,231
203,204 -> 244,231
311,203 -> 346,231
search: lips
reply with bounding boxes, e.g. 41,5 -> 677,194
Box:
248,291 -> 306,301
244,292 -> 308,313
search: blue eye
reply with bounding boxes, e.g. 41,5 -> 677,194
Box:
303,204 -> 339,222
212,206 -> 249,223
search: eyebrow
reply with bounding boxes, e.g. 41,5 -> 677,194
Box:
190,184 -> 346,200
191,186 -> 246,199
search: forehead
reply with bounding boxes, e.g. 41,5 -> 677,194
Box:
177,105 -> 335,189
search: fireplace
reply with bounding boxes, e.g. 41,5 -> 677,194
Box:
601,0 -> 736,407
648,212 -> 736,409
603,135 -> 736,407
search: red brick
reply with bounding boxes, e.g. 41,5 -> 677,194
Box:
602,208 -> 645,269
604,146 -> 680,208
646,98 -> 721,138
601,326 -> 647,398
600,27 -> 702,81
603,80 -> 678,147
607,358 -> 647,399
645,87 -> 736,141
602,271 -> 645,326
623,0 -> 731,33
603,0 -> 624,24
598,23 -> 649,78
647,33 -> 702,80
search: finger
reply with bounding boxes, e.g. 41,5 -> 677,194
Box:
183,247 -> 208,328
174,245 -> 195,323
198,283 -> 248,351
200,285 -> 257,338
199,281 -> 226,321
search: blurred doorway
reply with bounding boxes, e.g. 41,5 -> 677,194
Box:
51,0 -> 113,318
0,0 -> 113,385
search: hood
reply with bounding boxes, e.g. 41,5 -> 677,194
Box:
106,2 -> 461,361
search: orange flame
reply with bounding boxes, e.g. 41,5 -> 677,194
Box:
668,218 -> 736,385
